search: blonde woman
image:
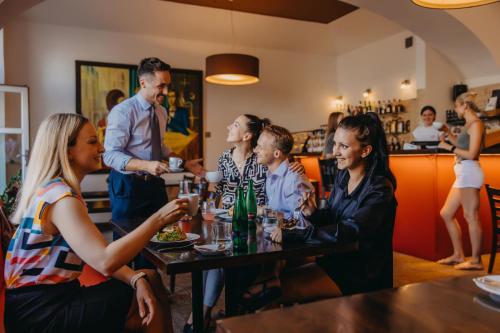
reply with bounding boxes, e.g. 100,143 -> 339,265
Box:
437,92 -> 485,270
4,113 -> 188,333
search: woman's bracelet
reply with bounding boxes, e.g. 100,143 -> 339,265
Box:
130,272 -> 147,290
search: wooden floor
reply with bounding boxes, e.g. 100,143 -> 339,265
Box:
165,252 -> 500,333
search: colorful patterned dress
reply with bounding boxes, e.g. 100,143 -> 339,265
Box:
4,178 -> 85,288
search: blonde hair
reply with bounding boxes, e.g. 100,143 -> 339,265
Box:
12,113 -> 88,224
456,91 -> 480,113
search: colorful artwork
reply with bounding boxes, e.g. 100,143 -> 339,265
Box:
76,61 -> 203,163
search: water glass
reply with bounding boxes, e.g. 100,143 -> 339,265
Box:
262,207 -> 278,232
211,222 -> 232,244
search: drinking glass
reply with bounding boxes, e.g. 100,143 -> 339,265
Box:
262,207 -> 278,233
211,222 -> 232,245
202,200 -> 216,221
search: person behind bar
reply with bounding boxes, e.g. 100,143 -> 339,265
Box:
412,105 -> 444,142
271,113 -> 398,296
436,92 -> 485,270
4,113 -> 189,333
103,57 -> 203,267
323,111 -> 344,159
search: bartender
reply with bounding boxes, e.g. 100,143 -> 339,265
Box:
412,105 -> 444,142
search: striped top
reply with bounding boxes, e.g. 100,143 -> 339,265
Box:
4,178 -> 85,289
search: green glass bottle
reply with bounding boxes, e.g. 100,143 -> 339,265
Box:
246,180 -> 257,242
232,187 -> 248,251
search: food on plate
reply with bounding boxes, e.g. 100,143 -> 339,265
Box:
156,225 -> 187,241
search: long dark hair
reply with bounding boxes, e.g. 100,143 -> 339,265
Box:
338,113 -> 396,189
243,114 -> 271,148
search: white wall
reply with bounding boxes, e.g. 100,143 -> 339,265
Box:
4,21 -> 337,169
417,46 -> 465,124
336,31 -> 418,104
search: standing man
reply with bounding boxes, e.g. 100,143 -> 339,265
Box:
104,57 -> 204,223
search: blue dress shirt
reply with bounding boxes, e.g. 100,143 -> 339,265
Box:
103,93 -> 171,173
265,160 -> 314,219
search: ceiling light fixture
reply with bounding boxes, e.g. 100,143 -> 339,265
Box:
411,0 -> 499,9
205,1 -> 260,85
363,89 -> 372,98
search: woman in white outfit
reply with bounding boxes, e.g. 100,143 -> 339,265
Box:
437,92 -> 485,270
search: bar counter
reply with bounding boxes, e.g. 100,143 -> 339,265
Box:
294,148 -> 500,261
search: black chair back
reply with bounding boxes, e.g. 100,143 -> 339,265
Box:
318,159 -> 337,196
485,184 -> 500,273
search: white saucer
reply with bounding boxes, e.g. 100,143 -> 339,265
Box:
473,275 -> 500,302
169,167 -> 184,173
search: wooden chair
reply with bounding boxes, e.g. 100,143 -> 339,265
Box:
486,184 -> 500,274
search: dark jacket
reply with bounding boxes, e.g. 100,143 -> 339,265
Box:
285,167 -> 397,295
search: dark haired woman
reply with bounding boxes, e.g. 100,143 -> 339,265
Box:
272,112 -> 398,295
323,112 -> 344,159
412,105 -> 444,142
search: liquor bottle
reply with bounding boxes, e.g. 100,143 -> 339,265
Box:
390,119 -> 397,134
396,118 -> 404,134
398,99 -> 405,113
246,180 -> 257,243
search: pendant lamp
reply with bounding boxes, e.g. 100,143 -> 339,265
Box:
205,53 -> 259,85
412,0 -> 499,9
205,3 -> 260,86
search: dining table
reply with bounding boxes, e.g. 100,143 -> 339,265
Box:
112,214 -> 357,333
216,274 -> 499,333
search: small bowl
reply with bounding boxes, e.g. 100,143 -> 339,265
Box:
206,171 -> 222,183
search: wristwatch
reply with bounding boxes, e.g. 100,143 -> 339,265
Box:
450,145 -> 456,153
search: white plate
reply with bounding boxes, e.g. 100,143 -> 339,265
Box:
194,244 -> 227,256
151,232 -> 200,244
473,275 -> 500,299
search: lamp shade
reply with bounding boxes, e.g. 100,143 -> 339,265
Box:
205,53 -> 260,85
412,0 -> 499,8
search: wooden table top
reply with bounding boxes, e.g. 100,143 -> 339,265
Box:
112,215 -> 356,274
216,275 -> 500,333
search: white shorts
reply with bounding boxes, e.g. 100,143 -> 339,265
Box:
452,160 -> 484,189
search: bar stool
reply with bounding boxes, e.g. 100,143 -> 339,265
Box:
486,184 -> 500,273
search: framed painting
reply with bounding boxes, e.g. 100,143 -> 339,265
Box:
75,60 -> 203,164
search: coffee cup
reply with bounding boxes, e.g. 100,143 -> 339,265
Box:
205,171 -> 223,183
432,121 -> 444,130
169,157 -> 183,170
178,193 -> 200,216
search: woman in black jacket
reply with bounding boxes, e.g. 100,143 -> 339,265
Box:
272,112 -> 397,295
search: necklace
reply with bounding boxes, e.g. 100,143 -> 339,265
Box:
233,151 -> 252,174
